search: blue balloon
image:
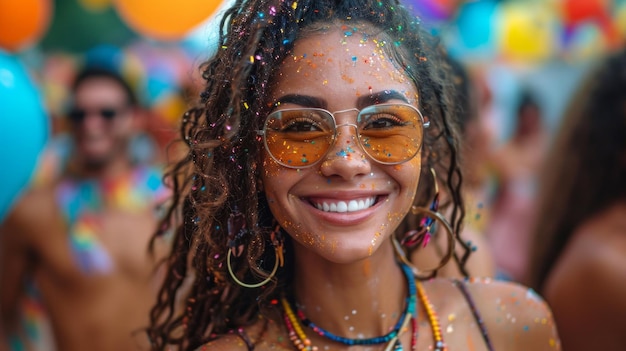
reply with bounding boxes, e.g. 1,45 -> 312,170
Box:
445,0 -> 498,61
457,0 -> 497,49
0,50 -> 49,221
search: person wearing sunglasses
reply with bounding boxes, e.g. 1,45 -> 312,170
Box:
66,67 -> 138,171
147,1 -> 559,350
0,67 -> 170,351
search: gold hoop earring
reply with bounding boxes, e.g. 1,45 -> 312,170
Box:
402,167 -> 440,248
393,206 -> 455,279
227,225 -> 285,288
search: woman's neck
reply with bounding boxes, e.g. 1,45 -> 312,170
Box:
291,239 -> 409,341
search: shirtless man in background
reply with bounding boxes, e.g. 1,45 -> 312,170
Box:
0,67 -> 170,351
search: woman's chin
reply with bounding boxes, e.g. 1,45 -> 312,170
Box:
292,233 -> 387,265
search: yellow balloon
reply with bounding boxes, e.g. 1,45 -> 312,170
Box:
496,2 -> 556,63
113,0 -> 223,40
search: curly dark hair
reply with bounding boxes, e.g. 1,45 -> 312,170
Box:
148,0 -> 467,349
528,49 -> 626,291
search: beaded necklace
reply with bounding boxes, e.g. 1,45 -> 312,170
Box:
298,263 -> 416,346
281,264 -> 446,351
284,296 -> 418,351
416,281 -> 446,351
282,298 -> 317,351
282,263 -> 419,350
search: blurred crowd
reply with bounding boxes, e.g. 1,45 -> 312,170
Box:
1,0 -> 626,350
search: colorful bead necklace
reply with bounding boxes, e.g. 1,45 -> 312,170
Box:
282,264 -> 446,351
283,296 -> 417,351
282,263 -> 417,350
298,263 -> 416,346
281,298 -> 318,351
416,280 -> 446,351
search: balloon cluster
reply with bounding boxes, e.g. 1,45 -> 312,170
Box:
406,0 -> 626,64
0,0 -> 228,52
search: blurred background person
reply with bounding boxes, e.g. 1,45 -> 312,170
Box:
402,54 -> 496,279
0,66 -> 170,351
486,89 -> 549,282
528,48 -> 626,351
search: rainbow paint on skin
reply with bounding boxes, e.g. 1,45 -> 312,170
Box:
69,213 -> 114,273
57,166 -> 168,274
20,282 -> 47,341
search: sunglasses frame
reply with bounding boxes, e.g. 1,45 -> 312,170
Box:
67,106 -> 130,123
257,103 -> 430,169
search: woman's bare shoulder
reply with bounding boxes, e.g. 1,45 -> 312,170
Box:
196,316 -> 292,351
197,333 -> 252,351
545,202 -> 626,303
427,278 -> 560,351
543,252 -> 626,350
569,202 -> 626,271
539,204 -> 626,350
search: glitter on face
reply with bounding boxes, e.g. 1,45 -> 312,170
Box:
336,149 -> 348,157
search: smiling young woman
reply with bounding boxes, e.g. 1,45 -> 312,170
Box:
146,1 -> 560,350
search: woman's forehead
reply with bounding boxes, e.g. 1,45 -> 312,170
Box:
269,26 -> 418,105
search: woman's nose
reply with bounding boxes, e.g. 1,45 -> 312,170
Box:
319,124 -> 372,180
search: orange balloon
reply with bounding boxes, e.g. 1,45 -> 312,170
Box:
0,0 -> 52,52
114,0 -> 223,40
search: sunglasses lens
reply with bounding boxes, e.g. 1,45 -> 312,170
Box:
262,104 -> 423,168
68,109 -> 86,122
100,108 -> 118,120
264,109 -> 335,167
67,107 -> 125,123
357,104 -> 422,164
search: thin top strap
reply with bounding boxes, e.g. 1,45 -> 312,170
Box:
231,328 -> 255,351
453,279 -> 495,351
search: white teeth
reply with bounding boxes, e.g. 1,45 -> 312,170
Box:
314,197 -> 377,213
348,200 -> 359,212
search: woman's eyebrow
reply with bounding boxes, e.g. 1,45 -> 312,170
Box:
273,94 -> 327,109
357,90 -> 410,108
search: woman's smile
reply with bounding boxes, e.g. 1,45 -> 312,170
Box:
309,195 -> 379,213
